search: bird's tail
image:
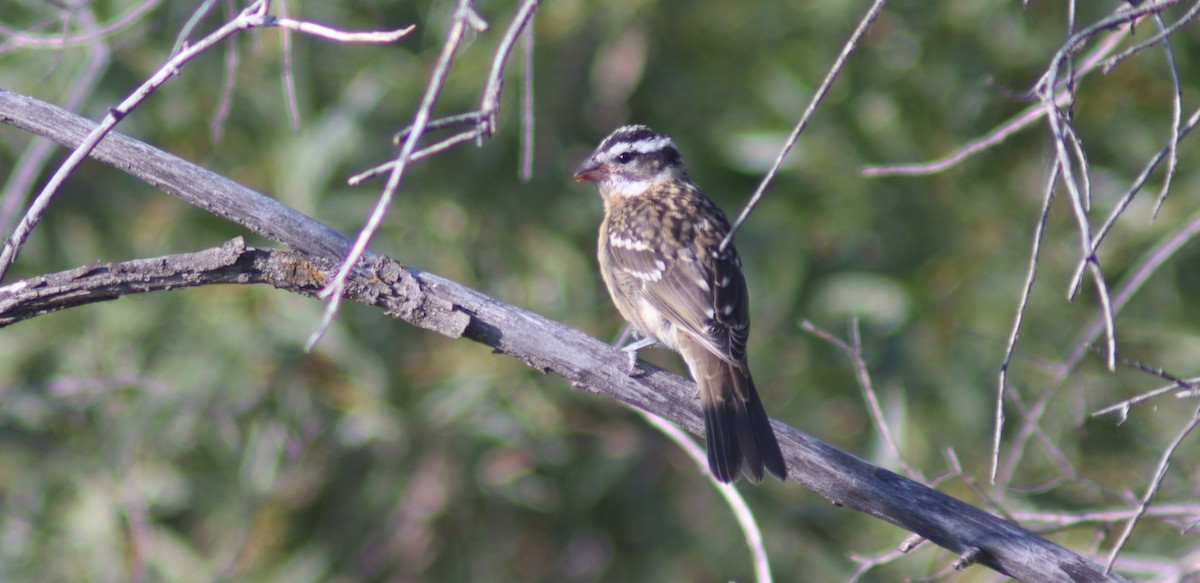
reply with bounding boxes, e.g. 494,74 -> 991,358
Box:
680,341 -> 787,484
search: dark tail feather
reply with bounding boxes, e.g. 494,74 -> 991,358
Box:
687,341 -> 787,483
703,396 -> 741,483
738,370 -> 787,482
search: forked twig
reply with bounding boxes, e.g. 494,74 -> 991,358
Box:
309,0 -> 482,349
1067,105 -> 1200,299
311,0 -> 543,349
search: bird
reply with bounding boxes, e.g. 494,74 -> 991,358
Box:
574,124 -> 787,484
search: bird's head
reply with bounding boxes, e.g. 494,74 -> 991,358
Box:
574,125 -> 689,199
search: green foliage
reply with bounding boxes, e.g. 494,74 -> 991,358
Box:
2,0 -> 1198,580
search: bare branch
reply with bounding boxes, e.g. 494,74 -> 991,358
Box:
0,0 -> 163,53
479,0 -> 542,138
273,17 -> 416,43
210,2 -> 241,142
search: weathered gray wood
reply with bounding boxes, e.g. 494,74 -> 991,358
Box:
0,89 -> 1129,582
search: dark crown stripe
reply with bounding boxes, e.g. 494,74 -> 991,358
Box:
601,125 -> 666,151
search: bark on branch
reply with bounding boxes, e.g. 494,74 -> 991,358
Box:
0,89 -> 1129,582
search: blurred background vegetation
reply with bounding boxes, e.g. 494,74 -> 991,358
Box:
1,0 -> 1198,581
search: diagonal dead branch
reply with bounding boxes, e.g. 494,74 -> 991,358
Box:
0,89 -> 1132,583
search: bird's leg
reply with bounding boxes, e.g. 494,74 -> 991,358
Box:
612,324 -> 636,348
612,325 -> 656,376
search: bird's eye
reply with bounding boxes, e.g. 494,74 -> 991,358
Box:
615,152 -> 634,164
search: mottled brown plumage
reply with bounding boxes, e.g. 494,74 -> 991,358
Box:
575,125 -> 787,484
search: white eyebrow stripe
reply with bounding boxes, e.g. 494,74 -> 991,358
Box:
606,136 -> 675,156
629,136 -> 673,153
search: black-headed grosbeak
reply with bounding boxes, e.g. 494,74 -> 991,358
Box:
574,125 -> 787,484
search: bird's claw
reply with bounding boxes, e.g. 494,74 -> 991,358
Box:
624,349 -> 647,378
616,333 -> 656,378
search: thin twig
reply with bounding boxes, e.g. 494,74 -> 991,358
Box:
279,0 -> 301,132
210,2 -> 240,142
846,547 -> 912,583
348,130 -> 482,185
0,0 -> 163,53
519,14 -> 535,181
944,449 -> 1019,527
392,110 -> 491,144
1015,503 -> 1200,530
994,163 -> 1058,483
1064,121 -> 1091,213
315,0 -> 542,347
800,319 -> 922,481
636,411 -> 774,583
1150,11 -> 1182,219
997,212 -> 1200,489
478,0 -> 542,138
272,18 -> 416,43
1034,15 -> 1119,372
1002,388 -> 1087,489
1105,403 -> 1200,572
1093,379 -> 1200,420
348,0 -> 542,189
1087,347 -> 1198,419
171,0 -> 219,56
1100,0 -> 1199,70
720,0 -> 887,252
861,28 -> 1128,177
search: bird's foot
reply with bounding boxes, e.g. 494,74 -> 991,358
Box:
616,334 -> 657,378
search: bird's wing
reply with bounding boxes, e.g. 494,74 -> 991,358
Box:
606,219 -> 749,366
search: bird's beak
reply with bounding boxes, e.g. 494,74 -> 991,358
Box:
573,158 -> 609,183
